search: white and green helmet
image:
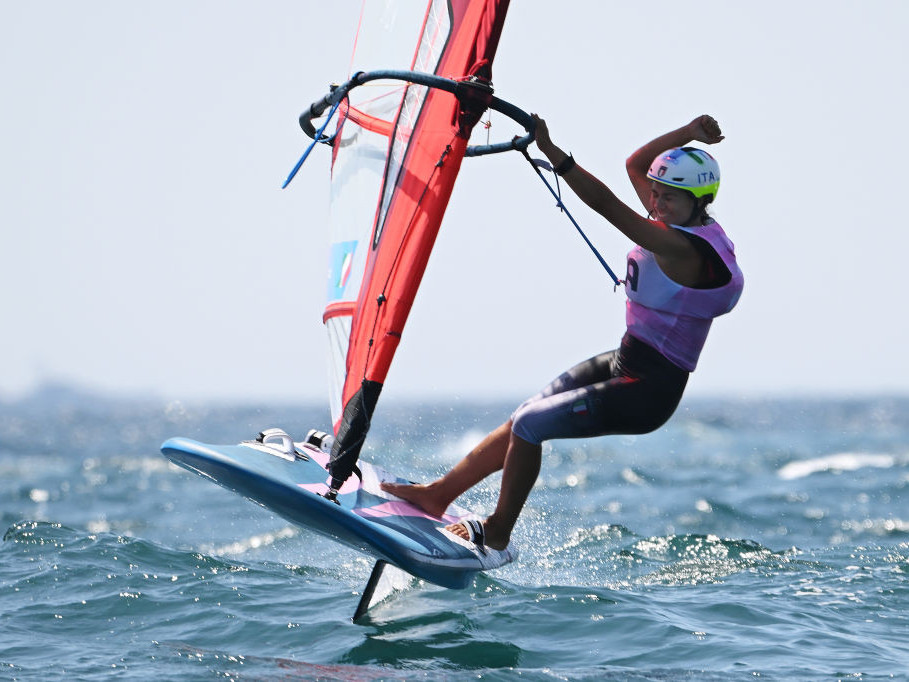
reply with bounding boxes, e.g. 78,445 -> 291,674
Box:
647,147 -> 720,201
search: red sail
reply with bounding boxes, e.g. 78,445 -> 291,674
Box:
325,0 -> 510,488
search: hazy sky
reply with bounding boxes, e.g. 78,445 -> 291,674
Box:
2,1 -> 907,404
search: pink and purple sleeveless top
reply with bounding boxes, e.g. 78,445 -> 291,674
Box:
624,222 -> 744,371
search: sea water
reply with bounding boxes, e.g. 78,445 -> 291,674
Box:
1,387 -> 907,680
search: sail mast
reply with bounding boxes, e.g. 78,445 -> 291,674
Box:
322,0 -> 512,493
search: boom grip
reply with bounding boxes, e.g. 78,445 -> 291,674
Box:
299,93 -> 335,140
466,95 -> 535,157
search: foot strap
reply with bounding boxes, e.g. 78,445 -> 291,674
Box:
464,519 -> 487,555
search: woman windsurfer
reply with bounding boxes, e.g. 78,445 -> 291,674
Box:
382,114 -> 743,551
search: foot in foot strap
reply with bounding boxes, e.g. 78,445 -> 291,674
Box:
456,519 -> 487,554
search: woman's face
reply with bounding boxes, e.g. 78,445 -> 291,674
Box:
650,182 -> 698,225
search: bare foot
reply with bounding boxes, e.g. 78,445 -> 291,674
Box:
380,481 -> 449,519
445,518 -> 510,551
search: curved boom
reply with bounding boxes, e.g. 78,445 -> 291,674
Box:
299,69 -> 535,157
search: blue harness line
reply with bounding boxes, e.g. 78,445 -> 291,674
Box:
521,149 -> 622,289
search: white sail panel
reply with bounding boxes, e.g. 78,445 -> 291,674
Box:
323,1 -> 453,424
324,312 -> 352,427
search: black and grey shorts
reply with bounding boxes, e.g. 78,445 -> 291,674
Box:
511,333 -> 689,445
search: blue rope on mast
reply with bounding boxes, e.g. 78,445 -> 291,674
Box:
282,99 -> 342,189
520,149 -> 622,288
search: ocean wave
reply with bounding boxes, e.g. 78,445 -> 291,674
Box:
196,526 -> 299,557
777,452 -> 897,480
1,520 -> 340,584
520,523 -> 796,589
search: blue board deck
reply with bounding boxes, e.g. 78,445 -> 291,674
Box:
160,434 -> 515,589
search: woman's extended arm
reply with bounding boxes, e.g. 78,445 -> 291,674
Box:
533,115 -> 691,258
